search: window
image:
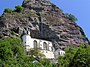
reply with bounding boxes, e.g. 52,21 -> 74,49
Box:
58,52 -> 60,55
43,42 -> 49,50
33,40 -> 38,48
43,42 -> 47,50
39,41 -> 42,49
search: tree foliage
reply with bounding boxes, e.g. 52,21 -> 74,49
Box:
15,5 -> 24,12
0,37 -> 90,67
4,8 -> 13,13
0,38 -> 56,67
65,13 -> 78,22
58,44 -> 90,67
3,5 -> 24,14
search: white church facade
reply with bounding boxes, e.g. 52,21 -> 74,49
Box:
21,30 -> 65,59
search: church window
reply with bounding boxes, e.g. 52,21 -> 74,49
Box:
43,42 -> 47,50
58,52 -> 60,55
39,41 -> 42,49
34,40 -> 38,48
43,42 -> 49,50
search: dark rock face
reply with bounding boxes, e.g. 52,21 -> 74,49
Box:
0,0 -> 89,49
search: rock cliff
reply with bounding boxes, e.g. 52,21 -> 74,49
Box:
0,0 -> 89,49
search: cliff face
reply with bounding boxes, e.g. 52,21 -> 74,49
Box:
0,0 -> 89,49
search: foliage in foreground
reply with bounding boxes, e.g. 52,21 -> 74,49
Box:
0,37 -> 90,67
0,37 -> 57,67
58,45 -> 90,67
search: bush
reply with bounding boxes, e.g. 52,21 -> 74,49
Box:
65,13 -> 78,22
0,37 -> 58,67
58,44 -> 90,67
4,8 -> 13,13
0,37 -> 24,60
15,6 -> 24,12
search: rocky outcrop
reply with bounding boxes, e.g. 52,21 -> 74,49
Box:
0,0 -> 89,49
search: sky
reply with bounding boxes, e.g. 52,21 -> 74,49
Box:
0,0 -> 90,40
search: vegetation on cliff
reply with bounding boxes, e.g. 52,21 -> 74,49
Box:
65,13 -> 78,22
15,6 -> 24,12
4,8 -> 13,13
4,5 -> 24,13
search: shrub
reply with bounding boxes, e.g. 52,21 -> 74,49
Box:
4,8 -> 13,13
65,13 -> 78,22
15,6 -> 24,12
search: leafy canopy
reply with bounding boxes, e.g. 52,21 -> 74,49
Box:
0,37 -> 57,67
15,5 -> 24,12
4,8 -> 13,13
58,44 -> 90,67
65,13 -> 78,22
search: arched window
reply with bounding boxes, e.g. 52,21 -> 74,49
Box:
39,40 -> 42,49
33,40 -> 38,48
43,42 -> 47,50
43,42 -> 49,50
58,52 -> 60,55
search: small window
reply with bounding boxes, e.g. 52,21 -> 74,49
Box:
58,52 -> 60,55
43,42 -> 47,50
43,42 -> 49,50
33,40 -> 38,48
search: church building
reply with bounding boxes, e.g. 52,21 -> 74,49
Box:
21,29 -> 65,59
22,29 -> 55,59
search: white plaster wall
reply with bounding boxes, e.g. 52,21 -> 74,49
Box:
60,50 -> 65,56
48,42 -> 53,51
41,50 -> 54,59
25,45 -> 30,51
22,34 -> 55,59
54,49 -> 65,58
22,35 -> 32,47
22,35 -> 53,50
32,38 -> 53,51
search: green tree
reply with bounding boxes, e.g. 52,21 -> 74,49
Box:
28,48 -> 45,60
15,5 -> 24,12
69,45 -> 90,67
65,13 -> 78,22
4,8 -> 13,13
0,37 -> 26,66
58,44 -> 90,67
58,47 -> 78,67
40,58 -> 50,66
